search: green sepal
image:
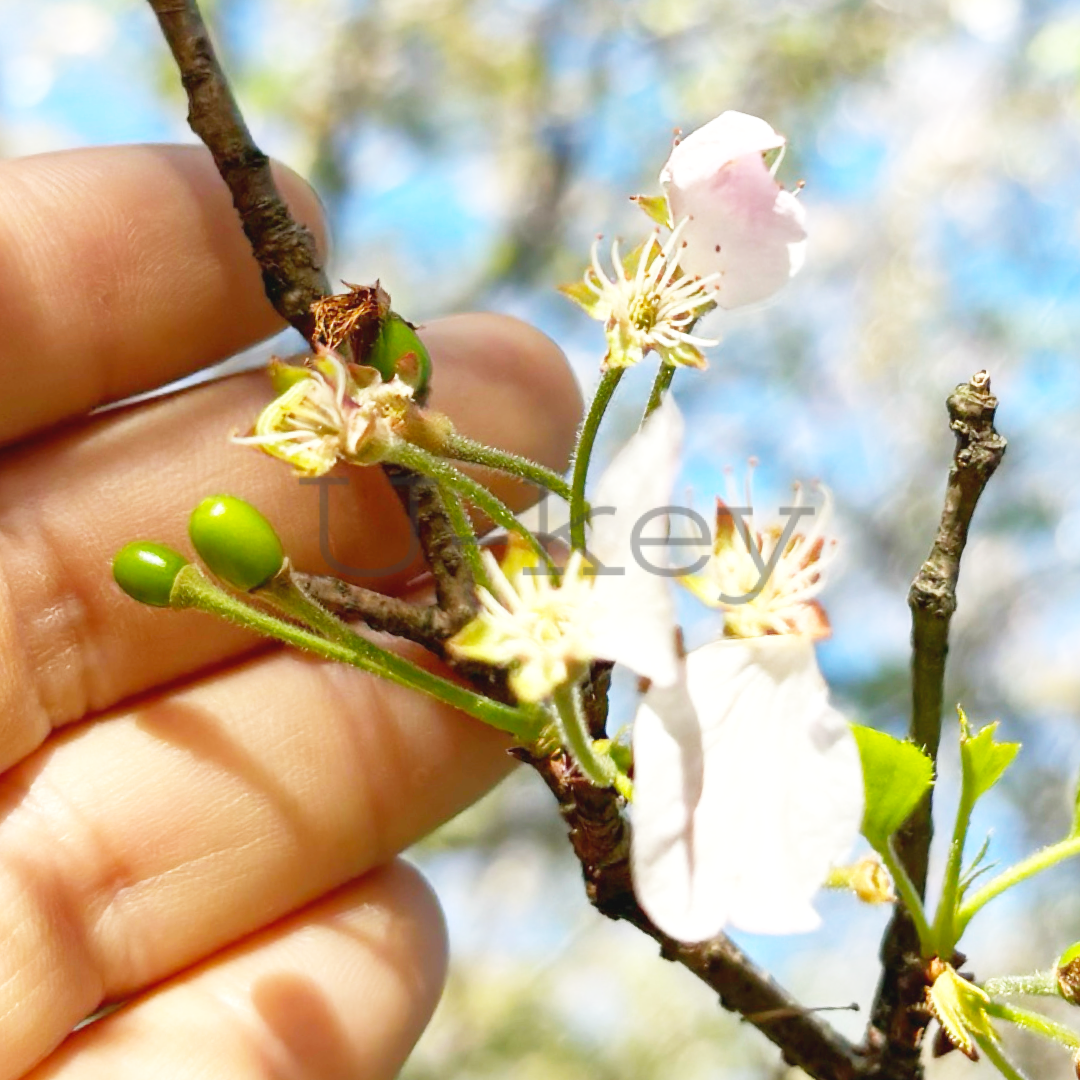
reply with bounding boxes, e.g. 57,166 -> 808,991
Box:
364,312 -> 432,392
112,542 -> 190,607
763,145 -> 786,175
446,615 -> 504,661
631,193 -> 673,229
852,725 -> 935,851
926,964 -> 995,1061
664,342 -> 707,369
268,358 -> 314,395
188,495 -> 285,592
558,278 -> 603,317
960,709 -> 1019,804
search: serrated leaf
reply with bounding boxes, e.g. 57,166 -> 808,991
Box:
852,725 -> 935,851
960,712 -> 1019,804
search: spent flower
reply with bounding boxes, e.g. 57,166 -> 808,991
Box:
682,471 -> 837,639
234,350 -> 419,476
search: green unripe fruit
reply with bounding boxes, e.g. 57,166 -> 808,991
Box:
366,313 -> 432,391
188,495 -> 285,592
113,542 -> 189,607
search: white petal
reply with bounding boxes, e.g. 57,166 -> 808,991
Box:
588,399 -> 682,687
631,670 -> 725,941
669,154 -> 808,310
659,112 -> 786,190
631,635 -> 863,941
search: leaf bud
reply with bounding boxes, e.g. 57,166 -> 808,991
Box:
188,495 -> 285,592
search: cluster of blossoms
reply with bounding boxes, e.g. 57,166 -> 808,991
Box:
450,111 -> 865,943
448,398 -> 864,941
116,101 -> 1080,1080
230,109 -> 867,945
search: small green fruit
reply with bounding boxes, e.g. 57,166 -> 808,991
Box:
113,542 -> 189,607
366,313 -> 431,391
189,495 -> 285,591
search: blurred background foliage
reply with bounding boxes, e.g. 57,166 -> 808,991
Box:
5,0 -> 1080,1074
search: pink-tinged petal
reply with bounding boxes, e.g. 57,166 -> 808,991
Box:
658,111 -> 806,310
631,635 -> 863,941
589,399 -> 682,687
669,155 -> 807,310
659,112 -> 786,189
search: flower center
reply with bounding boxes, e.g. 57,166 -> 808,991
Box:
630,290 -> 661,331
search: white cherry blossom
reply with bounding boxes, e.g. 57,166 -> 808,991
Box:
234,351 -> 415,476
561,223 -> 720,370
630,472 -> 863,942
448,400 -> 683,702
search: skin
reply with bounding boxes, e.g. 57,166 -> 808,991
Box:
0,144 -> 582,1079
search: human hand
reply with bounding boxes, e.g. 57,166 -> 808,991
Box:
0,144 -> 580,1079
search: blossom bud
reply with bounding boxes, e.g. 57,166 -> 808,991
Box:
1057,943 -> 1080,1004
113,542 -> 189,607
826,855 -> 895,905
188,495 -> 285,592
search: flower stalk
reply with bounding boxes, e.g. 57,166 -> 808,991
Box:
569,367 -> 624,550
441,433 -> 573,503
551,682 -> 618,789
170,565 -> 543,739
389,442 -> 556,572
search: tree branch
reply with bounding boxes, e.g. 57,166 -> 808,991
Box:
147,0 -> 330,339
381,464 -> 479,629
147,0 -> 477,650
866,370 -> 1006,1078
293,571 -> 456,649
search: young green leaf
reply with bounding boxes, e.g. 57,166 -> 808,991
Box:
960,712 -> 1020,804
852,725 -> 934,850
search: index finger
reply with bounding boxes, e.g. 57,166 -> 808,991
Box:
0,144 -> 327,445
